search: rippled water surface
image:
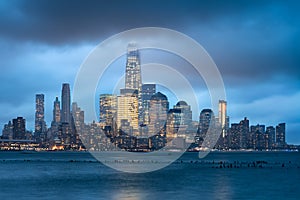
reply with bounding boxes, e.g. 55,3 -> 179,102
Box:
0,151 -> 299,200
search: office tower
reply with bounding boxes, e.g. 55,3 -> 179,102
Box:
173,101 -> 192,129
166,108 -> 181,138
52,97 -> 61,124
61,83 -> 71,123
99,94 -> 117,127
125,43 -> 142,91
124,43 -> 143,122
148,92 -> 169,136
218,100 -> 229,138
35,94 -> 47,134
276,123 -> 286,147
117,93 -> 139,136
239,117 -> 249,149
12,117 -> 26,140
196,109 -> 215,145
141,84 -> 156,107
266,126 -> 275,149
141,84 -> 156,125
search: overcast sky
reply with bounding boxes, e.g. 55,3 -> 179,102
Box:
0,0 -> 299,144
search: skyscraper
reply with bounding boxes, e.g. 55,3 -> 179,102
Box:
276,123 -> 286,147
250,124 -> 265,149
226,117 -> 249,149
166,108 -> 181,138
141,84 -> 156,125
266,126 -> 275,149
229,123 -> 241,149
125,43 -> 142,91
148,92 -> 169,136
173,101 -> 192,128
239,117 -> 249,149
72,102 -> 84,135
141,84 -> 156,108
218,100 -> 229,138
52,96 -> 61,124
35,94 -> 47,134
12,117 -> 26,140
124,43 -> 143,123
196,109 -> 215,145
117,93 -> 139,136
99,94 -> 117,127
61,83 -> 71,123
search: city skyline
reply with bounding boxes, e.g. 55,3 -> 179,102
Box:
0,44 -> 290,146
0,43 -> 292,151
0,80 -> 291,151
0,1 -> 299,144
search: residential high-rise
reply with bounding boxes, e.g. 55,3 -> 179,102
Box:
250,124 -> 265,149
61,83 -> 71,123
229,123 -> 240,149
226,117 -> 249,149
218,100 -> 229,138
72,102 -> 84,136
12,117 -> 26,140
52,96 -> 61,124
276,123 -> 286,147
239,117 -> 249,149
99,94 -> 117,127
35,94 -> 47,134
266,126 -> 275,149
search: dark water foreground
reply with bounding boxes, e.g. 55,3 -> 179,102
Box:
0,151 -> 299,200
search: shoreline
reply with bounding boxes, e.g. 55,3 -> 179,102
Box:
0,149 -> 299,153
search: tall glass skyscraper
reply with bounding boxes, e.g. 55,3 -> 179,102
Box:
141,84 -> 156,125
148,92 -> 169,136
218,100 -> 229,138
196,108 -> 215,146
52,96 -> 61,124
35,94 -> 46,134
125,43 -> 142,91
61,83 -> 71,123
124,43 -> 143,123
198,109 -> 215,136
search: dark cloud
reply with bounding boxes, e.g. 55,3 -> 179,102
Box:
1,0 -> 297,44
